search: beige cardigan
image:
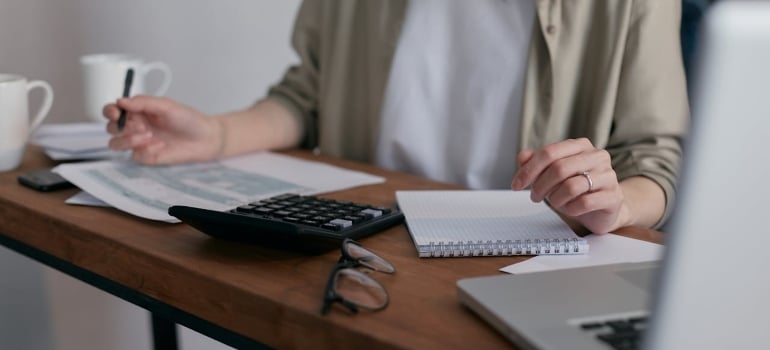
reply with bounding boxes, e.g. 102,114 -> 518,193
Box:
268,0 -> 689,226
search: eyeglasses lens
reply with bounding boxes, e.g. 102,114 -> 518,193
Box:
344,241 -> 396,273
333,268 -> 388,310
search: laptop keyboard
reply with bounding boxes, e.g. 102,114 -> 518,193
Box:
579,316 -> 648,350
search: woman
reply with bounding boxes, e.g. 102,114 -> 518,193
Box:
104,0 -> 689,234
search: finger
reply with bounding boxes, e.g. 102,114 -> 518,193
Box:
134,139 -> 200,165
546,169 -> 617,209
132,140 -> 166,165
512,138 -> 594,190
103,103 -> 121,121
549,186 -> 624,234
108,131 -> 153,151
544,175 -> 592,209
106,120 -> 118,135
517,149 -> 535,166
106,112 -> 149,135
117,95 -> 176,116
512,150 -> 536,189
530,149 -> 611,202
106,119 -> 124,135
559,190 -> 622,218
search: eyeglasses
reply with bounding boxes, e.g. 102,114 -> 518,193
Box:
321,238 -> 395,315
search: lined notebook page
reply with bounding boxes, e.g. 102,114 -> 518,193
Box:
396,190 -> 588,257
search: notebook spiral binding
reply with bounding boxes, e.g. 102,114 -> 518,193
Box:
418,238 -> 586,258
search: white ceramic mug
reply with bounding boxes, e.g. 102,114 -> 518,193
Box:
0,74 -> 54,171
80,53 -> 172,123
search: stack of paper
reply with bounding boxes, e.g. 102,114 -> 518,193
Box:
31,123 -> 118,160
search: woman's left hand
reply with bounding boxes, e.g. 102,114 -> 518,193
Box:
511,138 -> 628,233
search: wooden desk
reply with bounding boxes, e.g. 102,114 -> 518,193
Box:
0,147 -> 662,350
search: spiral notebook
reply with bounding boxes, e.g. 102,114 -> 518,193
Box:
395,190 -> 588,258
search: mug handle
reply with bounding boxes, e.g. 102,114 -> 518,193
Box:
26,80 -> 54,133
140,61 -> 173,96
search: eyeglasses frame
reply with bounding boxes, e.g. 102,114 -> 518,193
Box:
320,238 -> 394,315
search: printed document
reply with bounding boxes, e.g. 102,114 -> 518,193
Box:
53,152 -> 385,222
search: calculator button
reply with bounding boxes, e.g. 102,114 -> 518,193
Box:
270,193 -> 299,201
321,223 -> 343,231
272,210 -> 292,217
235,205 -> 256,213
341,215 -> 365,224
372,207 -> 392,214
301,219 -> 322,226
329,219 -> 353,228
332,209 -> 350,216
360,208 -> 383,218
253,207 -> 274,214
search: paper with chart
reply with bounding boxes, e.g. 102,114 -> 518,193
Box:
53,152 -> 385,222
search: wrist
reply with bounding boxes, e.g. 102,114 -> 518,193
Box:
616,177 -> 666,230
211,117 -> 227,160
612,199 -> 636,231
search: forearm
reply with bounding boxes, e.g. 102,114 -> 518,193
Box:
214,98 -> 304,158
616,176 -> 666,230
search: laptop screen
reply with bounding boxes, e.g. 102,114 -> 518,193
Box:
644,2 -> 770,349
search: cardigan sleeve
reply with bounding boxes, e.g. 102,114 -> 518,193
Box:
266,0 -> 321,149
609,0 -> 690,229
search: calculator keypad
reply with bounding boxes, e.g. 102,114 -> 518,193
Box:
230,193 -> 392,234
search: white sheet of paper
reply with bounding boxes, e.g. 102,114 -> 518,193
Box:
66,191 -> 112,207
31,122 -> 106,139
500,233 -> 663,274
31,123 -> 112,159
53,152 -> 385,222
43,148 -> 121,161
34,134 -> 111,153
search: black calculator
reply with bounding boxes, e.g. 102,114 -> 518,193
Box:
168,193 -> 404,254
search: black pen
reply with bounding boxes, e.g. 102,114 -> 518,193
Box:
117,68 -> 134,132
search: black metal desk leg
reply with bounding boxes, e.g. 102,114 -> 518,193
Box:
151,313 -> 179,350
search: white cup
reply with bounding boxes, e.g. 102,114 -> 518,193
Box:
0,74 -> 54,171
80,53 -> 172,123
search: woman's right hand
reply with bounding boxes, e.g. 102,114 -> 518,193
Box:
103,96 -> 222,165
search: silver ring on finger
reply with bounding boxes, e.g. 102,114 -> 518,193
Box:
580,170 -> 594,193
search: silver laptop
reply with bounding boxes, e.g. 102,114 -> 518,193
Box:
457,2 -> 770,349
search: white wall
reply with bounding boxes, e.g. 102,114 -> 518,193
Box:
0,0 -> 301,349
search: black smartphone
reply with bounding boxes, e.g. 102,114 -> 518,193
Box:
17,169 -> 74,192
